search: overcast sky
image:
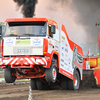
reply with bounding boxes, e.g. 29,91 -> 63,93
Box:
0,0 -> 99,55
0,0 -> 86,43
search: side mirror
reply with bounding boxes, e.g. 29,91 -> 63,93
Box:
0,26 -> 2,37
51,25 -> 56,34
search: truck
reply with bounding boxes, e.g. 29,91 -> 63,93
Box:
82,26 -> 100,87
0,18 -> 83,90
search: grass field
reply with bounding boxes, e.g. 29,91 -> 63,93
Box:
0,70 -> 4,73
0,78 -> 30,83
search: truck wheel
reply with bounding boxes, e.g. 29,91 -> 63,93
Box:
36,79 -> 46,90
45,62 -> 57,83
4,67 -> 16,83
60,76 -> 68,90
30,79 -> 37,90
68,70 -> 80,90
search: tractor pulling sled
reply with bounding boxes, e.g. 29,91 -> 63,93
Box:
0,18 -> 83,90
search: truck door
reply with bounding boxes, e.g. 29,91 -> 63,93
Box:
47,25 -> 59,54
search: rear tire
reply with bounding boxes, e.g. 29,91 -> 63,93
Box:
4,67 -> 16,83
68,70 -> 80,90
30,79 -> 37,90
36,79 -> 47,90
60,76 -> 68,90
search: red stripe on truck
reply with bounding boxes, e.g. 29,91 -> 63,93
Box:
60,68 -> 73,79
61,25 -> 83,56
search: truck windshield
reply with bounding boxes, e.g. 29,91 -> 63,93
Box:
4,22 -> 47,37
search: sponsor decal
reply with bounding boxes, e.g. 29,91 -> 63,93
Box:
49,43 -> 53,46
61,40 -> 64,43
62,47 -> 64,50
73,60 -> 83,68
33,39 -> 41,45
60,68 -> 73,79
61,41 -> 65,46
65,48 -> 68,52
65,44 -> 68,47
64,63 -> 67,66
55,45 -> 58,49
55,45 -> 58,51
61,59 -> 64,63
62,36 -> 65,40
69,58 -> 71,61
62,53 -> 64,57
6,39 -> 13,46
55,42 -> 58,46
62,71 -> 71,77
61,64 -> 64,67
16,40 -> 30,45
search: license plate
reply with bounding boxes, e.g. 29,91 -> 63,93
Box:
13,47 -> 31,54
17,49 -> 29,53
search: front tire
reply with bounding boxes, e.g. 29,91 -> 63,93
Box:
4,67 -> 16,83
45,63 -> 57,83
68,70 -> 80,90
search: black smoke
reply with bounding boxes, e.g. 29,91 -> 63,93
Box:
13,0 -> 38,17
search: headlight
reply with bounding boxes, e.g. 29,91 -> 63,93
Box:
36,59 -> 42,63
3,59 -> 8,63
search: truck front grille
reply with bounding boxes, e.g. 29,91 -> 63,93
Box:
13,47 -> 32,55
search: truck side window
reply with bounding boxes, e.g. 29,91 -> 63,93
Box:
49,26 -> 53,38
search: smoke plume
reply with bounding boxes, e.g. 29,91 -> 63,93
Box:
13,0 -> 38,17
12,0 -> 100,54
72,0 -> 100,42
49,0 -> 100,54
71,0 -> 100,54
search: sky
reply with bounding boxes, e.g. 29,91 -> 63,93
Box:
0,0 -> 99,55
0,0 -> 86,43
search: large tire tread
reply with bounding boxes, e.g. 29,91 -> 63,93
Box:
45,58 -> 57,83
4,67 -> 16,83
30,79 -> 37,90
36,79 -> 47,90
68,70 -> 80,90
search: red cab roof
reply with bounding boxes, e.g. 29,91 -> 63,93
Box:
5,18 -> 58,28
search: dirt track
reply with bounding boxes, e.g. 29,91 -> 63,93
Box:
0,72 -> 4,78
0,72 -> 100,100
0,82 -> 100,100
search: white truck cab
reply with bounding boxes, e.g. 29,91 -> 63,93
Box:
0,18 -> 83,90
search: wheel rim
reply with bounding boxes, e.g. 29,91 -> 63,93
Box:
52,68 -> 57,81
74,78 -> 78,87
74,72 -> 79,88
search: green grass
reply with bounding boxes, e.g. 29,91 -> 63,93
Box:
0,70 -> 4,73
0,79 -> 30,83
15,79 -> 30,82
0,80 -> 5,83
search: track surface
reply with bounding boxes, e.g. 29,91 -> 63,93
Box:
0,72 -> 4,78
0,83 -> 100,100
0,72 -> 100,100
